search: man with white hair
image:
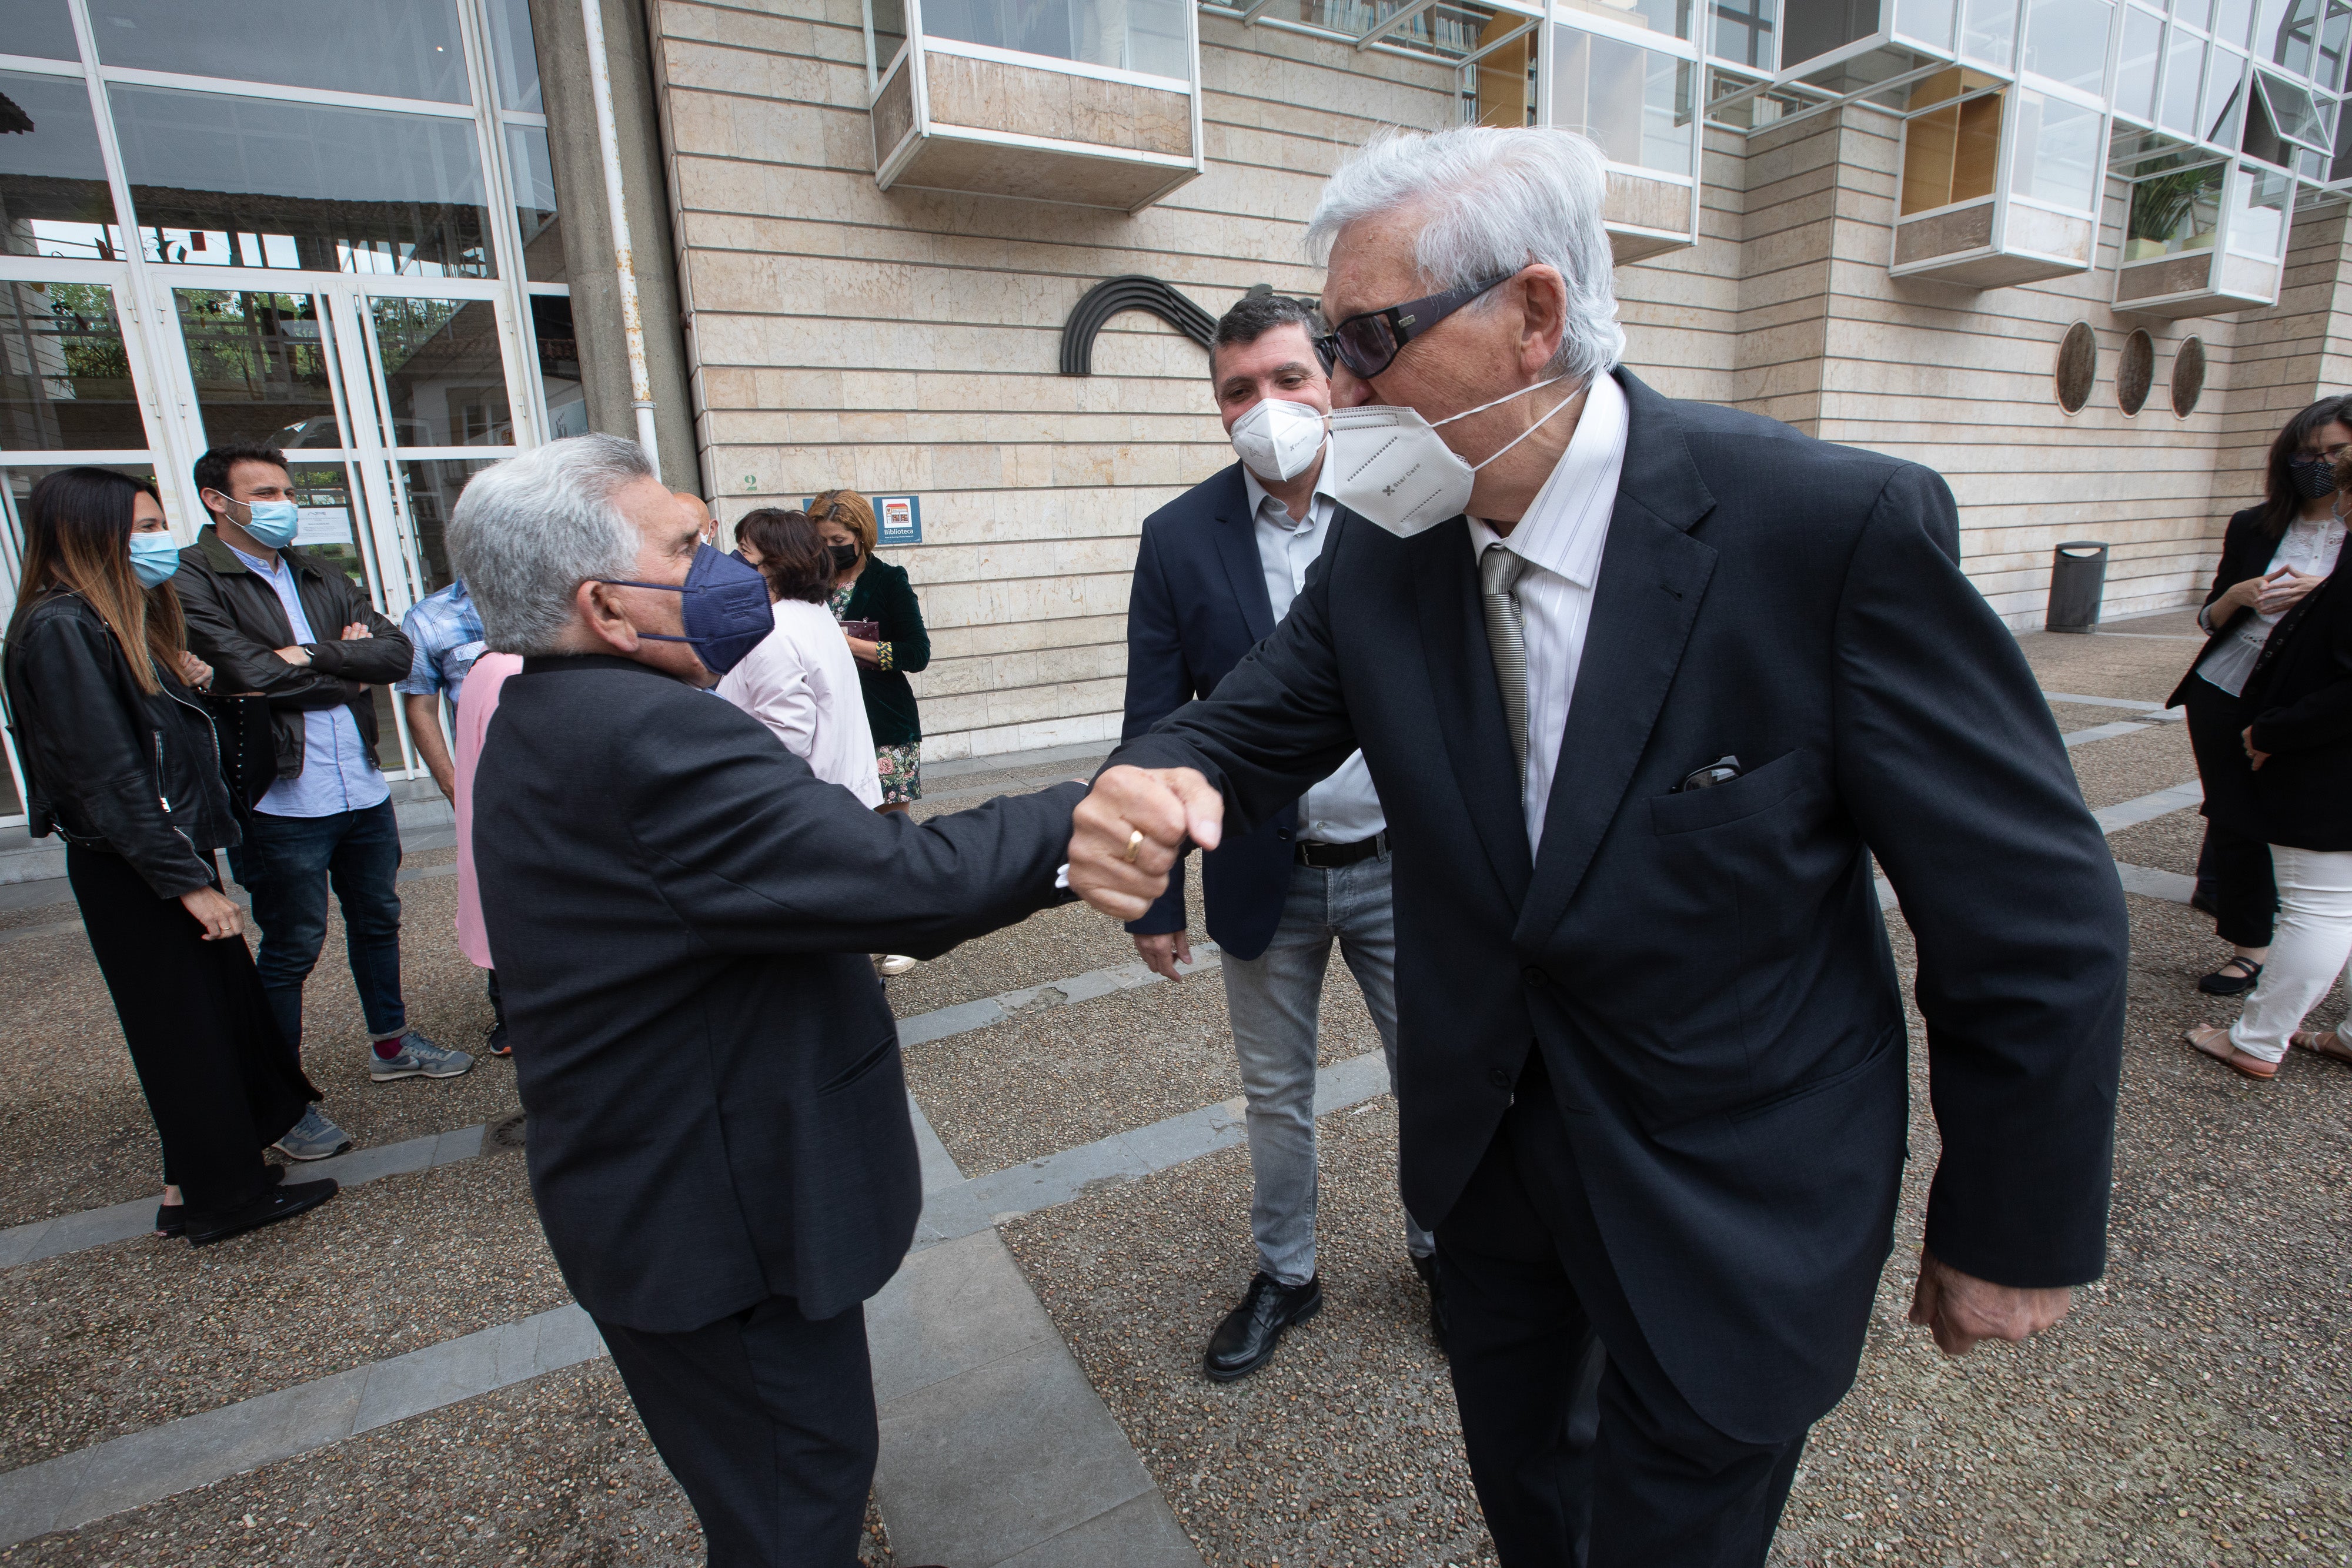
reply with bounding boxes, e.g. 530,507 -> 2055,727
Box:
450,434 -> 1152,1566
1067,127 -> 2127,1564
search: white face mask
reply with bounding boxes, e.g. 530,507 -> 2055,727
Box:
1325,375 -> 1580,537
1228,396 -> 1328,483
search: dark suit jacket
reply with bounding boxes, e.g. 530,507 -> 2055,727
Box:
2166,505 -> 2280,835
475,654 -> 1082,1332
1110,369 -> 2127,1444
1122,463 -> 1302,960
837,556 -> 930,747
2241,553 -> 2352,850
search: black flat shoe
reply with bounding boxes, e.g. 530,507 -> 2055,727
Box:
1204,1272 -> 1321,1382
2199,958 -> 2263,997
1412,1250 -> 1446,1356
156,1165 -> 286,1237
183,1178 -> 338,1247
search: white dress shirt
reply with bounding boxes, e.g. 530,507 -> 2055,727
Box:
716,596 -> 883,807
1243,463 -> 1387,845
1465,371 -> 1631,850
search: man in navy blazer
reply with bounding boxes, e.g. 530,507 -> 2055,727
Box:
1068,128 -> 2127,1567
1125,290 -> 1436,1384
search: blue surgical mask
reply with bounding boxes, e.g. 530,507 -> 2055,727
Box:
233,497 -> 301,550
599,543 -> 774,677
129,531 -> 182,589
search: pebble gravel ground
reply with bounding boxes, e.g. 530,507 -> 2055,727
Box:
2108,809 -> 2210,881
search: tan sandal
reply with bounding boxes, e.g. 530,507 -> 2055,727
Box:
2291,1028 -> 2352,1066
2186,1022 -> 2280,1080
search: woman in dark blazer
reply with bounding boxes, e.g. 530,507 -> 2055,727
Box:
2186,537 -> 2352,1079
2167,395 -> 2351,996
2,468 -> 337,1243
810,487 -> 934,975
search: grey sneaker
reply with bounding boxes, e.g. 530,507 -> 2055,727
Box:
370,1030 -> 475,1082
272,1103 -> 354,1161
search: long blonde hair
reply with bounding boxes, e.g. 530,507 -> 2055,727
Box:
3,467 -> 185,694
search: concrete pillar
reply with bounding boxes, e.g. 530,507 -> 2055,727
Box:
527,0 -> 703,495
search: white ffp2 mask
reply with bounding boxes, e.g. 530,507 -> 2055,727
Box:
1325,376 -> 1581,537
1228,396 -> 1328,483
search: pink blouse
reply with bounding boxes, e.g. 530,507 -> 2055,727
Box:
453,651 -> 523,970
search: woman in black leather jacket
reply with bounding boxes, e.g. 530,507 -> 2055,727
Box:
2,468 -> 336,1246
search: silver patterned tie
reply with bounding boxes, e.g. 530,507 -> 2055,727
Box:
1480,542 -> 1531,787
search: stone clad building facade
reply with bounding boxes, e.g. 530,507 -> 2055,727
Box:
5,0 -> 2352,806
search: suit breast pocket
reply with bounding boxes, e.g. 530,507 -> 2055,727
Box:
1648,748 -> 1812,837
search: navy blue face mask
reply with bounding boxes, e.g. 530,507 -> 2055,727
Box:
599,543 -> 774,677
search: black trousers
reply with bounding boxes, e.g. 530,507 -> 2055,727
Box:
68,844 -> 317,1213
2183,678 -> 2278,948
1438,1057 -> 1807,1568
596,1295 -> 876,1567
2195,821 -> 2279,950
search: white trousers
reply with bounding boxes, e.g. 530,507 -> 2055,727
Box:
2230,844 -> 2352,1064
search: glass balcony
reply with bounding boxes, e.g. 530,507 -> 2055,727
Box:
868,0 -> 1204,212
2114,157 -> 2293,312
1550,22 -> 1703,258
1890,71 -> 2104,282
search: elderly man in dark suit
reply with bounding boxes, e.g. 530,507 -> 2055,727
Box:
450,435 -> 1145,1567
1069,125 -> 2127,1568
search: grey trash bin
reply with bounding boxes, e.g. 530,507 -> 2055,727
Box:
2047,541 -> 2107,633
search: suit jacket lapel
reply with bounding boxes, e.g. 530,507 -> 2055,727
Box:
1210,467 -> 1278,645
1409,517 -> 1534,906
1515,372 -> 1718,947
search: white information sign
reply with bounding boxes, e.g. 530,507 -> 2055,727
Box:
294,506 -> 353,546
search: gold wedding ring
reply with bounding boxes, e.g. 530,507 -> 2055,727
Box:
1123,828 -> 1144,864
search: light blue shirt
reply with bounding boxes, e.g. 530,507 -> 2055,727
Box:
228,543 -> 392,820
1241,465 -> 1386,845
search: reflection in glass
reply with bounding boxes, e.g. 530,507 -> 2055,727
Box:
1960,0 -> 2019,68
2160,30 -> 2206,131
1900,83 -> 2004,212
1553,31 -> 1696,175
2012,89 -> 2106,208
2227,163 -> 2293,252
2319,1 -> 2351,86
397,459 -> 499,593
88,0 -> 469,103
369,298 -> 513,448
0,71 -> 119,262
2179,0 -> 2214,29
2203,47 -> 2247,139
1713,0 -> 1778,65
7,1 -> 82,60
530,295 -> 586,441
871,0 -> 910,69
921,0 -> 1193,78
1900,0 -> 1962,51
1559,0 -> 1697,42
506,125 -> 564,283
174,290 -> 343,450
110,86 -> 494,278
2123,159 -> 2226,257
2115,6 -> 2166,116
1,282 -> 149,453
2214,0 -> 2257,42
486,0 -> 544,111
2022,0 -> 2115,91
2271,0 -> 2325,66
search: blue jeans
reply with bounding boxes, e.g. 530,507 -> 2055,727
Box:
227,799 -> 406,1054
1220,850 -> 1432,1286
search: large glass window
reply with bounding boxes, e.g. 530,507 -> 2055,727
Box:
1900,86 -> 2004,210
2011,88 -> 2107,206
1561,0 -> 1699,41
530,294 -> 584,440
86,0 -> 472,103
505,125 -> 563,282
1713,0 -> 1778,63
2203,46 -> 2248,138
0,70 -> 118,262
396,457 -> 500,591
2160,29 -> 2207,131
1553,30 -> 1697,174
2123,159 -> 2226,256
1959,0 -> 2019,67
1,282 -> 149,453
109,86 -> 494,278
2114,5 -> 2166,116
920,0 -> 1192,80
2318,0 -> 2352,84
485,0 -> 544,111
9,0 -> 82,59
2257,0 -> 2326,66
2022,0 -> 2115,89
367,297 -> 514,448
2226,162 -> 2293,250
173,289 -> 343,449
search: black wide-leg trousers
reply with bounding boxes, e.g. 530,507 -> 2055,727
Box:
596,1295 -> 877,1567
1438,1055 -> 1808,1568
69,843 -> 316,1213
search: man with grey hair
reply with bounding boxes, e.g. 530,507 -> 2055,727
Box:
1066,126 -> 2126,1564
452,434 -> 1151,1565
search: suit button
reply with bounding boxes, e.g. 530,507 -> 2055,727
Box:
1489,1068 -> 1514,1091
1275,828 -> 1292,841
1522,967 -> 1546,988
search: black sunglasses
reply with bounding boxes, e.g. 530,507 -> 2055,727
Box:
1314,273 -> 1514,379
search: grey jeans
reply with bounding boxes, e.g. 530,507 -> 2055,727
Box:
1221,849 -> 1433,1286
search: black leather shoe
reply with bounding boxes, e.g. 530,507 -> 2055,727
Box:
2199,958 -> 2263,997
1412,1251 -> 1446,1355
1204,1272 -> 1321,1382
156,1165 -> 284,1238
184,1178 -> 339,1246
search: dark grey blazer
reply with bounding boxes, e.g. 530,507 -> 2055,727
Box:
475,654 -> 1082,1332
1111,369 -> 2128,1445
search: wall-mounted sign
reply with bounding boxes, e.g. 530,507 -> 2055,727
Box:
294,506 -> 353,546
803,494 -> 922,546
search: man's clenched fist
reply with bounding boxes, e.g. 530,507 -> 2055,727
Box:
1068,765 -> 1225,922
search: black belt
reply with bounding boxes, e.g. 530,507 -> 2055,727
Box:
1296,831 -> 1387,869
